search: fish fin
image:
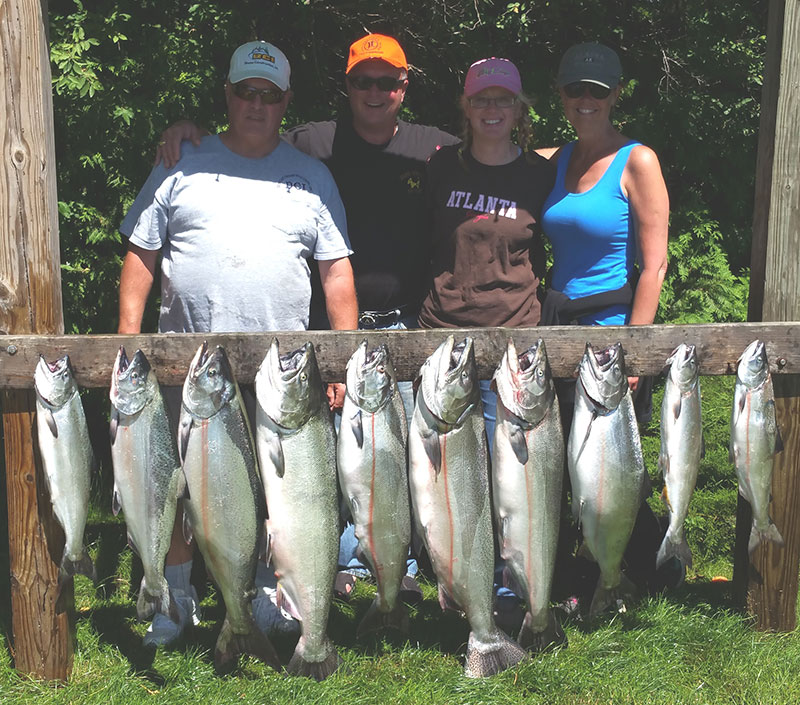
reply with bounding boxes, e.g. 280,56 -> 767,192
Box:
509,424 -> 529,466
656,528 -> 693,571
438,584 -> 462,613
658,452 -> 670,479
774,424 -> 784,455
276,582 -> 302,622
43,407 -> 58,438
748,521 -> 785,554
259,524 -> 271,564
287,635 -> 341,681
729,440 -> 737,466
421,429 -> 442,477
264,428 -> 285,478
356,598 -> 409,639
126,532 -> 141,558
349,409 -> 364,449
136,576 -> 157,621
672,397 -> 682,420
574,498 -> 586,530
182,508 -> 193,545
576,540 -> 595,562
464,629 -> 527,678
589,572 -> 637,618
576,410 -> 598,463
112,484 -> 122,516
661,485 -> 673,512
178,415 -> 192,466
109,409 -> 118,444
214,615 -> 281,674
518,609 -> 567,654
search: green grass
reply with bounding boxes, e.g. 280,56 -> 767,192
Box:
4,376 -> 800,704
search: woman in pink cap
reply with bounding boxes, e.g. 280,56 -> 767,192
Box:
415,57 -> 562,655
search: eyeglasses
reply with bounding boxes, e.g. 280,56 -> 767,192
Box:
232,82 -> 286,104
347,74 -> 406,92
467,95 -> 517,109
563,81 -> 612,99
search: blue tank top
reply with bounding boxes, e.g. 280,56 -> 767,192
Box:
541,141 -> 639,325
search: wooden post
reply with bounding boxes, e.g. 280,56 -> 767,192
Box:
1,0 -> 73,679
735,0 -> 800,631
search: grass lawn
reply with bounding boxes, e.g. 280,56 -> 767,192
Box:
2,377 -> 799,704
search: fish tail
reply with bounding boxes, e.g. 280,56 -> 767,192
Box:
214,615 -> 281,673
748,521 -> 785,554
136,578 -> 179,624
59,548 -> 96,585
464,629 -> 527,678
656,528 -> 693,572
589,572 -> 638,618
517,609 -> 567,654
356,597 -> 409,639
287,635 -> 342,681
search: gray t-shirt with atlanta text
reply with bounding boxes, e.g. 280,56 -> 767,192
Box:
120,136 -> 351,333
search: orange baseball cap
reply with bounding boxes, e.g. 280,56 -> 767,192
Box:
346,33 -> 408,74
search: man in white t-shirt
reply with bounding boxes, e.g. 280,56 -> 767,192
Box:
118,40 -> 357,647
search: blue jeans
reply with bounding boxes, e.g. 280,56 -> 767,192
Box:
339,314 -> 418,577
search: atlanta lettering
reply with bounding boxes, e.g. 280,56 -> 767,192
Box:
445,190 -> 517,219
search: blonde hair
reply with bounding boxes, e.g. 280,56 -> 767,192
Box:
459,90 -> 535,155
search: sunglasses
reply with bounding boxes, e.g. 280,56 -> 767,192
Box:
347,74 -> 406,92
232,82 -> 286,104
467,95 -> 517,109
563,81 -> 612,99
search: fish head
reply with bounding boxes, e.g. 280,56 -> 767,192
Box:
110,347 -> 157,415
256,339 -> 324,428
578,342 -> 628,411
34,354 -> 78,408
495,338 -> 554,425
345,340 -> 396,413
666,343 -> 699,392
182,342 -> 237,419
420,336 -> 478,425
737,339 -> 769,389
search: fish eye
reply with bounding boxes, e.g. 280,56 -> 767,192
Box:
377,365 -> 385,374
208,367 -> 217,377
300,372 -> 307,381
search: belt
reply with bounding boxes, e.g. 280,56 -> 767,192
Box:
358,305 -> 413,329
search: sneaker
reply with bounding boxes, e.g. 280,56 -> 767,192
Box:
252,585 -> 300,637
142,586 -> 199,647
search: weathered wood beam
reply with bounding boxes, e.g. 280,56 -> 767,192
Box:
734,0 -> 800,633
0,322 -> 798,388
1,0 -> 73,680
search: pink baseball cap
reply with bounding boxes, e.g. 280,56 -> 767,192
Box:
464,58 -> 522,97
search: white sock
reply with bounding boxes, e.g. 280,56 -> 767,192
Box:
164,560 -> 193,595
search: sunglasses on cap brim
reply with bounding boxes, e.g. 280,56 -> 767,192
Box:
563,82 -> 612,99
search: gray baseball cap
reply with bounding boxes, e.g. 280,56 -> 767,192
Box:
556,42 -> 622,88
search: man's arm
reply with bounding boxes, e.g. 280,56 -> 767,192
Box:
118,244 -> 159,333
318,256 -> 358,410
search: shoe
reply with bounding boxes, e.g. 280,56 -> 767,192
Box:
493,594 -> 525,637
252,585 -> 300,637
399,575 -> 423,606
334,571 -> 357,601
142,586 -> 199,647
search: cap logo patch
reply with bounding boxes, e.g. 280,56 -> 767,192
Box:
363,38 -> 381,51
249,46 -> 276,64
476,67 -> 510,77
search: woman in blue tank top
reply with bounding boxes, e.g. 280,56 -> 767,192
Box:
540,42 -> 669,391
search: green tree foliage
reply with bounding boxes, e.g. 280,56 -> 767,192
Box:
48,0 -> 766,332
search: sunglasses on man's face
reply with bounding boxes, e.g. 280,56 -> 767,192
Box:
347,74 -> 405,92
563,81 -> 612,100
232,82 -> 285,104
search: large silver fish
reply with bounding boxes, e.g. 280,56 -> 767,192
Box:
730,340 -> 784,554
178,343 -> 279,672
34,355 -> 96,592
493,338 -> 566,652
110,347 -> 184,624
254,339 -> 341,681
338,341 -> 411,637
568,342 -> 645,616
657,343 -> 702,574
409,336 -> 526,678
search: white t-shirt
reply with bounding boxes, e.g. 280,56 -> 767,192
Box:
120,136 -> 351,333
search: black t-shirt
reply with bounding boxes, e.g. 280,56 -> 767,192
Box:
418,145 -> 555,329
283,117 -> 459,316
